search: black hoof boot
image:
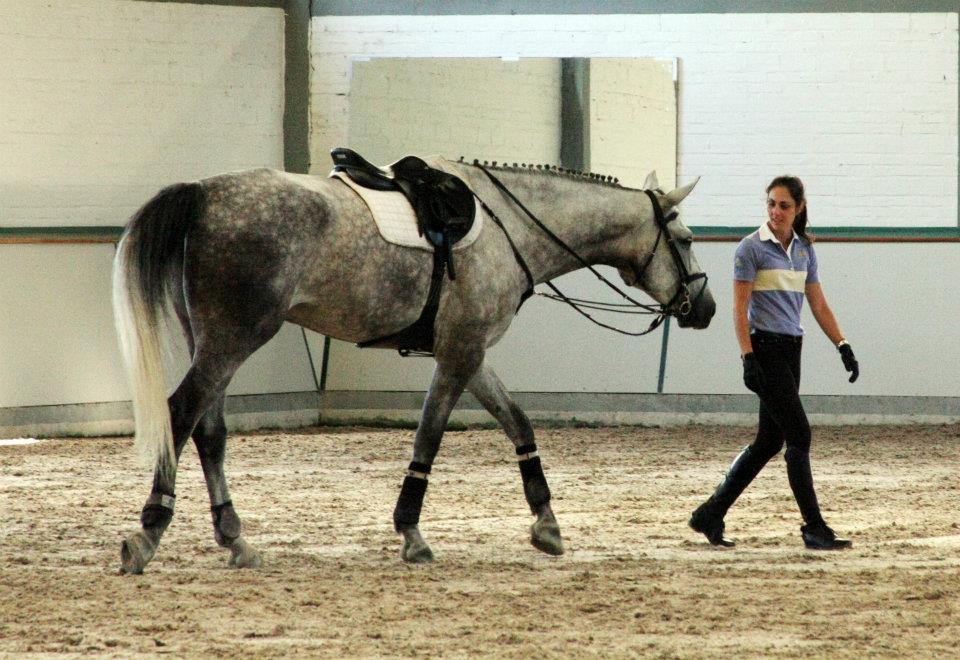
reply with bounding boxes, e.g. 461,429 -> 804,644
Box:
689,501 -> 735,547
801,523 -> 852,550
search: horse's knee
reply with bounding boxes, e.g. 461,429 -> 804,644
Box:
508,402 -> 535,444
192,408 -> 227,447
196,407 -> 227,435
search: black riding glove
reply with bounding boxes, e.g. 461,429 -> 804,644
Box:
742,353 -> 764,394
838,343 -> 859,383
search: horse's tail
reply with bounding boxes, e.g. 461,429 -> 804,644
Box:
112,182 -> 204,482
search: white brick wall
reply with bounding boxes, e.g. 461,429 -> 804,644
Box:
0,0 -> 284,227
0,1 -> 306,409
311,12 -> 958,228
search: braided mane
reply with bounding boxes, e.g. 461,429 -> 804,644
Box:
457,157 -> 625,189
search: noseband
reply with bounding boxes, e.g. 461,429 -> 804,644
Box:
474,163 -> 708,337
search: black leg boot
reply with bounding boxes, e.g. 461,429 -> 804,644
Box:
785,447 -> 852,550
690,445 -> 771,547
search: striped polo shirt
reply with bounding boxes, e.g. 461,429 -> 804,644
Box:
734,222 -> 819,337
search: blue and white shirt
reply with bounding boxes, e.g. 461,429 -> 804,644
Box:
734,222 -> 819,337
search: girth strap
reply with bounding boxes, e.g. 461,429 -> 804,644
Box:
356,247 -> 446,356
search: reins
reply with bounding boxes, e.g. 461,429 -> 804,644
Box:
473,162 -> 706,336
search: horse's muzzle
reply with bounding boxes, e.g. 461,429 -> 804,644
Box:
676,284 -> 715,329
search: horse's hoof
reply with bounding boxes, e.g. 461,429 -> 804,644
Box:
400,539 -> 434,564
120,532 -> 155,574
227,538 -> 262,569
530,519 -> 564,556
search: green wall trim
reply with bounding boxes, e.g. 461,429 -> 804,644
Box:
691,226 -> 960,242
130,0 -> 283,7
2,226 -> 958,244
313,1 -> 958,16
0,227 -> 123,243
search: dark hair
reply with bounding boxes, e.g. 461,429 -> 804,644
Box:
766,175 -> 814,243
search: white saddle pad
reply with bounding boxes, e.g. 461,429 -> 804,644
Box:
330,156 -> 482,251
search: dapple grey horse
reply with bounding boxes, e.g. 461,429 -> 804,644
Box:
112,160 -> 715,573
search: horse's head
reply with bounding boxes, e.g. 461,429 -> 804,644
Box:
617,172 -> 715,329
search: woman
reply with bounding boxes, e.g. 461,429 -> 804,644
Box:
689,175 -> 859,550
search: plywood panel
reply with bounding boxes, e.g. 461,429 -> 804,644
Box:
589,58 -> 677,190
348,57 -> 561,167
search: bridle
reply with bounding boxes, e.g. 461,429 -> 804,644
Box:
474,163 -> 708,336
635,188 -> 709,319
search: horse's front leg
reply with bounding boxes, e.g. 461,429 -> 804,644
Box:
395,356 -> 478,563
467,362 -> 564,556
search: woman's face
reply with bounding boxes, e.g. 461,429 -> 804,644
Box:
766,185 -> 803,234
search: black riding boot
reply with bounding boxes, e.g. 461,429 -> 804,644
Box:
689,445 -> 770,547
785,447 -> 851,550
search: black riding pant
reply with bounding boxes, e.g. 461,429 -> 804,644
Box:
752,331 -> 810,456
749,331 -> 823,525
711,330 -> 824,526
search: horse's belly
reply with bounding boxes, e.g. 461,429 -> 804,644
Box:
285,298 -> 420,343
285,255 -> 433,343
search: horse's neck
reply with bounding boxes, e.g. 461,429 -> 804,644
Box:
466,167 -> 653,283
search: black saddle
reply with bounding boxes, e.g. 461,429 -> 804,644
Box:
331,148 -> 475,278
331,148 -> 478,355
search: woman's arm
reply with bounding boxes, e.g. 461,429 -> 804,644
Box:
805,282 -> 845,345
733,280 -> 754,356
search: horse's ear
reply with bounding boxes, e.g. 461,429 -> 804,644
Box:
662,176 -> 700,208
643,171 -> 660,190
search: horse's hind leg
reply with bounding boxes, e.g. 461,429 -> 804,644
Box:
121,359 -> 233,574
120,399 -> 191,575
467,362 -> 564,556
120,339 -> 263,574
192,396 -> 261,569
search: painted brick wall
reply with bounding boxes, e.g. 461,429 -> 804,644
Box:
0,0 -> 284,227
0,1 -> 307,409
310,12 -> 958,228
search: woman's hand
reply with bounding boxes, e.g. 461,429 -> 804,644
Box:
742,353 -> 764,393
838,343 -> 859,383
